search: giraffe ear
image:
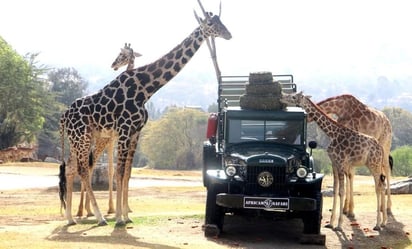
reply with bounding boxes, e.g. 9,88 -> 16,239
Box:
133,52 -> 142,57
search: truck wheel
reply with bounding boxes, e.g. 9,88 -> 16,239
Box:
303,192 -> 323,234
204,184 -> 225,237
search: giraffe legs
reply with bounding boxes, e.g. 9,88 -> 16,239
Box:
373,173 -> 387,230
384,157 -> 392,215
343,168 -> 355,218
325,165 -> 346,231
325,166 -> 339,230
107,142 -> 115,214
114,133 -> 139,226
65,141 -> 107,226
65,173 -> 76,225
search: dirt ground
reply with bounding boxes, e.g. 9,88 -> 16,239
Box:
0,164 -> 411,249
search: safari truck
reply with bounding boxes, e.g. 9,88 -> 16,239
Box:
202,72 -> 325,244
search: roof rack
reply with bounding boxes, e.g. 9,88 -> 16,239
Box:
218,74 -> 296,107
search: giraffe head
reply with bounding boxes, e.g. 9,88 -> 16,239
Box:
194,1 -> 232,40
279,92 -> 311,107
111,43 -> 142,71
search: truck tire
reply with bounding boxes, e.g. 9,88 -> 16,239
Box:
203,142 -> 220,187
204,184 -> 225,237
302,192 -> 323,234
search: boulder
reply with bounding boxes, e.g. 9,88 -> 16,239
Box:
390,177 -> 412,194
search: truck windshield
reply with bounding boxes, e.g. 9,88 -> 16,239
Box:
228,119 -> 303,145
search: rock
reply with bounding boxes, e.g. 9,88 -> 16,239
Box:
390,178 -> 412,194
74,163 -> 114,191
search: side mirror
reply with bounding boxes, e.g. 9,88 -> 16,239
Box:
308,141 -> 317,157
308,141 -> 317,149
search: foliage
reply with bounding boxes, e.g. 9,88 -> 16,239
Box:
140,107 -> 208,169
0,37 -> 52,149
311,149 -> 332,175
49,67 -> 88,106
382,107 -> 412,149
390,145 -> 412,177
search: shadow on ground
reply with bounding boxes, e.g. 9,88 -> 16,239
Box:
47,218 -> 179,249
208,215 -> 327,249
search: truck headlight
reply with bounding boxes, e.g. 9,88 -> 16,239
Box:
225,166 -> 236,176
296,167 -> 308,178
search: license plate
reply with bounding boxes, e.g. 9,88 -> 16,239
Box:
243,197 -> 289,210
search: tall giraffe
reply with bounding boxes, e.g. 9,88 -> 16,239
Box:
111,43 -> 142,71
76,43 -> 141,217
280,92 -> 388,231
316,94 -> 393,217
59,6 -> 231,226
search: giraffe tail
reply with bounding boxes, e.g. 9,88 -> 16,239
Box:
58,161 -> 67,213
58,112 -> 67,214
389,155 -> 393,172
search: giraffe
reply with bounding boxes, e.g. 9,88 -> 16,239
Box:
59,5 -> 231,226
111,43 -> 142,71
316,94 -> 393,217
75,43 -> 141,217
280,92 -> 388,231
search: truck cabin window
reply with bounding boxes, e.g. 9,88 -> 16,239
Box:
228,119 -> 303,145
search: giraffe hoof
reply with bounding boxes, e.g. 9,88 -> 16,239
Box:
115,220 -> 126,227
67,220 -> 77,226
333,226 -> 343,232
373,225 -> 381,231
324,224 -> 333,229
125,218 -> 133,224
98,220 -> 108,226
346,213 -> 355,218
87,213 -> 95,217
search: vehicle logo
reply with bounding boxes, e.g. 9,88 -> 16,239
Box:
257,171 -> 273,187
259,159 -> 274,164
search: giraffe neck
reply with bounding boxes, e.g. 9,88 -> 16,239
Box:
302,97 -> 343,138
318,94 -> 358,116
130,26 -> 207,102
126,56 -> 135,71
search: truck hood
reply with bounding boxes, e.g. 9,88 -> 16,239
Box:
226,141 -> 304,163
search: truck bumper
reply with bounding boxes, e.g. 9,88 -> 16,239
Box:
216,193 -> 317,211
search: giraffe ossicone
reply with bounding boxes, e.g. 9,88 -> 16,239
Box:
59,4 -> 231,227
280,92 -> 389,232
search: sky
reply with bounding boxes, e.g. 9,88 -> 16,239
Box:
1,0 -> 412,98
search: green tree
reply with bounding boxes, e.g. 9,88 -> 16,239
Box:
140,107 -> 208,169
391,146 -> 412,176
49,67 -> 88,106
382,107 -> 412,149
0,37 -> 51,149
311,149 -> 332,175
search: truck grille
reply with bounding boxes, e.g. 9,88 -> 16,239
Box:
245,165 -> 287,195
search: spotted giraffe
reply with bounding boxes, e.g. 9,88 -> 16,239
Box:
111,43 -> 142,71
316,94 -> 393,217
280,92 -> 388,231
59,5 -> 231,226
75,43 -> 141,217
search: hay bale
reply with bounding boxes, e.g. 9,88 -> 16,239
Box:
245,82 -> 283,95
240,94 -> 285,110
239,71 -> 285,110
248,71 -> 273,84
